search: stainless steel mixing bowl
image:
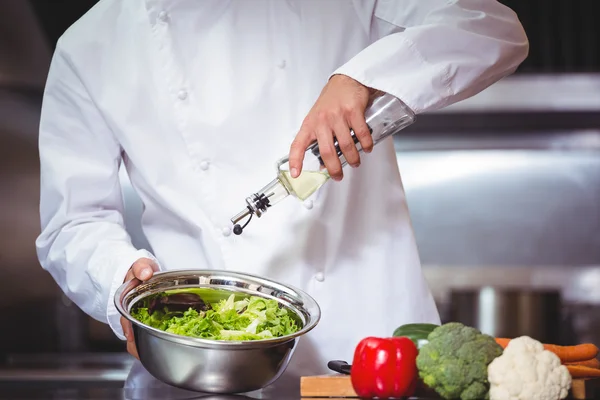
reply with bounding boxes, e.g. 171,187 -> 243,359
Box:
114,270 -> 321,394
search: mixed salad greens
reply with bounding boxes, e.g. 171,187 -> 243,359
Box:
130,289 -> 300,341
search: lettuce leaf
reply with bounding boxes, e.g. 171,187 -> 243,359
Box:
130,293 -> 299,341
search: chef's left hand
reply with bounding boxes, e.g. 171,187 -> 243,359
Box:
120,258 -> 157,360
289,74 -> 374,182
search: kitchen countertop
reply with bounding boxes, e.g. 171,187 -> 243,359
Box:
5,348 -> 600,399
0,388 -> 298,400
0,386 -> 436,400
3,367 -> 600,400
0,375 -> 304,400
0,353 -> 307,399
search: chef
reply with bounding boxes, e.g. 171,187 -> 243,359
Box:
36,0 -> 528,390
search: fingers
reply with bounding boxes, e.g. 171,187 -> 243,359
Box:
124,268 -> 135,282
289,75 -> 372,181
332,113 -> 360,168
315,123 -> 343,181
121,316 -> 139,360
120,258 -> 156,361
127,339 -> 140,360
288,125 -> 314,178
120,316 -> 132,342
290,109 -> 366,181
131,258 -> 155,281
347,107 -> 373,153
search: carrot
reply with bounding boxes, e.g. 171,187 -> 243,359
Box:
495,338 -> 511,348
566,358 -> 600,369
544,344 -> 599,363
566,365 -> 600,378
495,338 -> 599,363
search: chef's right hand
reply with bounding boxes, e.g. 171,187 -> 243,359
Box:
120,257 -> 157,360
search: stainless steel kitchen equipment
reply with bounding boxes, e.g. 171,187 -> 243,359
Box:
115,270 -> 321,394
449,287 -> 563,343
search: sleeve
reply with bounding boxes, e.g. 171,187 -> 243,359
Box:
35,44 -> 160,341
333,0 -> 529,113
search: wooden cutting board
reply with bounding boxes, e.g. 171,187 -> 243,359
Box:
301,374 -> 600,399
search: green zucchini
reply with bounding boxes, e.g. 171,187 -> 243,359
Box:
392,323 -> 438,349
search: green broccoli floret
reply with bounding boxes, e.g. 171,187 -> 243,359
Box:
416,322 -> 503,400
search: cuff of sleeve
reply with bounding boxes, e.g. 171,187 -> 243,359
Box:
329,34 -> 451,114
106,249 -> 161,340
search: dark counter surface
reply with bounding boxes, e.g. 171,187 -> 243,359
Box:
0,384 -> 300,400
0,375 -> 303,400
3,353 -> 599,399
0,352 -> 306,399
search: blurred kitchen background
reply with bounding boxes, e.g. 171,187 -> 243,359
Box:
1,0 -> 599,390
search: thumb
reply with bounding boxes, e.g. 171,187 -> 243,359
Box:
131,258 -> 156,281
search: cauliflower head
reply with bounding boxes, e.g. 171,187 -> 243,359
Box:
416,322 -> 504,400
487,336 -> 572,400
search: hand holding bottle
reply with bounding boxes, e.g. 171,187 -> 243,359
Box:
230,82 -> 415,234
288,74 -> 375,182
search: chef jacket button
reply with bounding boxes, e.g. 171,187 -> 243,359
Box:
199,160 -> 210,171
303,200 -> 313,210
158,11 -> 169,22
177,89 -> 188,100
222,227 -> 232,237
277,59 -> 287,69
315,272 -> 324,282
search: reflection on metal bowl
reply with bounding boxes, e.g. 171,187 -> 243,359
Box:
114,270 -> 320,394
449,287 -> 562,343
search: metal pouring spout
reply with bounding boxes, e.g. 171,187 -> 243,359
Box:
230,206 -> 253,235
231,179 -> 288,235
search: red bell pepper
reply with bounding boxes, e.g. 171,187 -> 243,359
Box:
350,336 -> 418,399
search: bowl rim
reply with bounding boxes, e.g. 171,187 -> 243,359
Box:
114,269 -> 321,349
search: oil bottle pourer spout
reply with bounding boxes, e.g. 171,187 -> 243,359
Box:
230,206 -> 253,235
229,192 -> 271,235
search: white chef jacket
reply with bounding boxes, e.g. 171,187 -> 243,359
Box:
36,0 -> 528,382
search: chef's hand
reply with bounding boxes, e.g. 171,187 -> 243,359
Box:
120,257 -> 157,360
289,74 -> 374,181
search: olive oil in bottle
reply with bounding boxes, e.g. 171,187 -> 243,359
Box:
279,170 -> 330,201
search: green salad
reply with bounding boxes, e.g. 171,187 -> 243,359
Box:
130,289 -> 300,341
